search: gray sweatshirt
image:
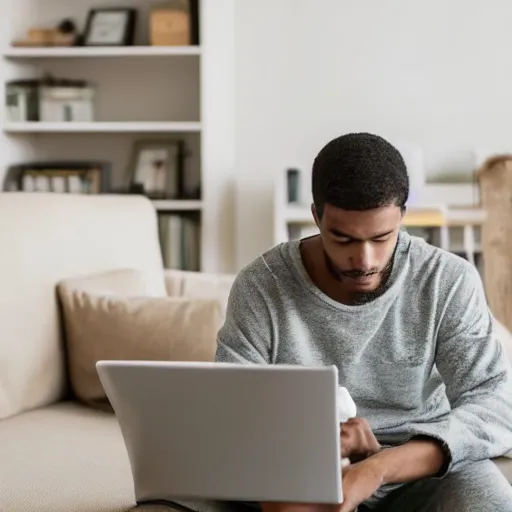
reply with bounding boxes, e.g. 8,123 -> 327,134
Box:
215,231 -> 512,472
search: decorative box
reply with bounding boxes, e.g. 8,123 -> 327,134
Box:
40,83 -> 95,122
5,77 -> 95,122
6,80 -> 39,121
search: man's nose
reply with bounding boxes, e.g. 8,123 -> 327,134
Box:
350,242 -> 372,269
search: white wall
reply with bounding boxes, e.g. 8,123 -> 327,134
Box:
234,0 -> 512,270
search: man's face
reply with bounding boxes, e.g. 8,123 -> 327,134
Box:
313,203 -> 403,293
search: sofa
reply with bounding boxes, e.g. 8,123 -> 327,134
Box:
0,193 -> 236,512
0,193 -> 510,512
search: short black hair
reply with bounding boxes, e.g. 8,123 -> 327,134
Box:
312,132 -> 409,216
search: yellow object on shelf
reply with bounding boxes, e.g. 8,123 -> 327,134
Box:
403,208 -> 446,227
150,3 -> 191,46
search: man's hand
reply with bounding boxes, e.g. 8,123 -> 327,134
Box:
339,458 -> 384,512
261,439 -> 445,512
340,418 -> 381,460
339,437 -> 446,511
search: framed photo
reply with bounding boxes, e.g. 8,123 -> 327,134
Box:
83,8 -> 137,46
128,139 -> 185,199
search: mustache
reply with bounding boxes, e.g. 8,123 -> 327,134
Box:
339,269 -> 379,278
323,251 -> 381,281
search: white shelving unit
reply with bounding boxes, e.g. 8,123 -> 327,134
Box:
0,0 -> 235,274
274,168 -> 486,268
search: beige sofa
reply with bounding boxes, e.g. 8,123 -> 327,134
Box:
0,193 -> 510,512
0,193 -> 235,512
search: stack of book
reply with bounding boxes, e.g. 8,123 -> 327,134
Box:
158,214 -> 200,271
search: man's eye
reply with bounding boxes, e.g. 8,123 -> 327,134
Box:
373,238 -> 389,243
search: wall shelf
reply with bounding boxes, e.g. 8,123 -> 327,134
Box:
3,122 -> 202,133
152,200 -> 203,211
283,204 -> 486,227
2,46 -> 201,59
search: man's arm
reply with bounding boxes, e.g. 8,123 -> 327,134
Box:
215,266 -> 273,364
342,262 -> 512,511
401,262 -> 512,473
337,439 -> 446,512
367,437 -> 445,483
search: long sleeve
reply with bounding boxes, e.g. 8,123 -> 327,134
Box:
215,267 -> 273,364
408,263 -> 512,472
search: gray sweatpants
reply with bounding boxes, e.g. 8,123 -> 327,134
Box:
165,460 -> 512,512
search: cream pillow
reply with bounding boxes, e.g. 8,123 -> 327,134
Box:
58,268 -> 168,298
58,270 -> 223,410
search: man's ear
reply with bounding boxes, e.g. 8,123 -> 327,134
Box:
311,203 -> 321,229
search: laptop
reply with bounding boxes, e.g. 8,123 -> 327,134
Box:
96,360 -> 343,506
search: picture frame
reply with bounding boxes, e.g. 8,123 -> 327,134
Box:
128,139 -> 185,199
83,8 -> 137,46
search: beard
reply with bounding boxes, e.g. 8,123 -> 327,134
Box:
324,256 -> 381,281
323,250 -> 395,305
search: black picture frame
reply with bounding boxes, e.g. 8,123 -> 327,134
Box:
189,0 -> 200,45
127,139 -> 185,199
83,8 -> 137,46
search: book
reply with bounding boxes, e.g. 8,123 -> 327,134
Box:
159,213 -> 200,271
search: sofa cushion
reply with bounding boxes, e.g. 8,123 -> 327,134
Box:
58,289 -> 223,409
0,193 -> 164,420
495,457 -> 512,485
58,268 -> 167,299
164,269 -> 235,312
0,402 -> 177,511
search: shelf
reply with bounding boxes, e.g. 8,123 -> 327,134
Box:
3,122 -> 202,133
446,207 -> 486,226
450,245 -> 483,253
402,208 -> 445,227
283,204 -> 486,227
2,46 -> 201,59
152,200 -> 203,211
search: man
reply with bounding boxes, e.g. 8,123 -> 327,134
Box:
216,133 -> 512,511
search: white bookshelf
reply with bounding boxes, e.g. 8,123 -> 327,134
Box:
0,0 -> 235,274
274,168 -> 486,268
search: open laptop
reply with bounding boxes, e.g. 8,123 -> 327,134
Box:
96,361 -> 342,506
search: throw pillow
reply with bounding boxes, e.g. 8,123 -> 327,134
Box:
58,270 -> 223,410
